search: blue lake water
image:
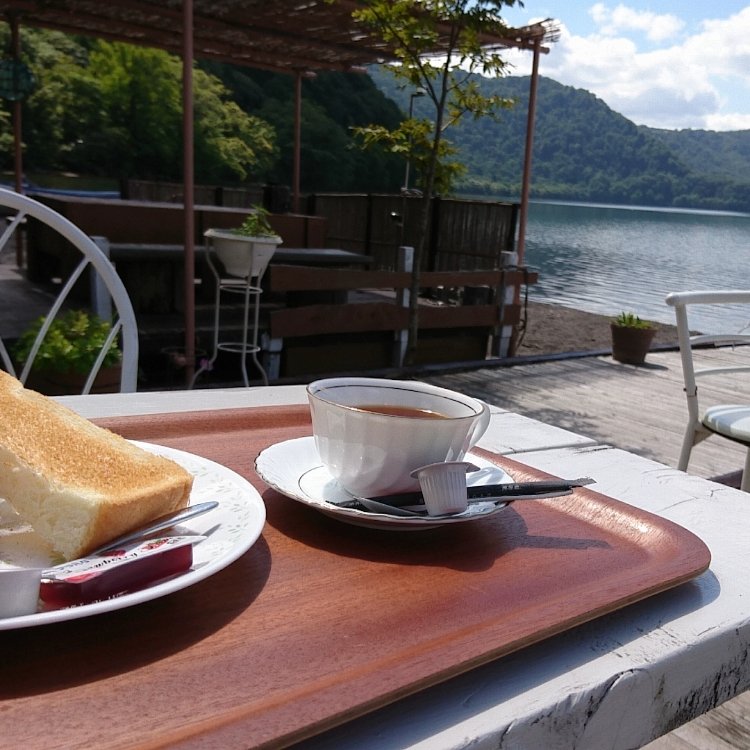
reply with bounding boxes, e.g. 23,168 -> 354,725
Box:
521,201 -> 750,334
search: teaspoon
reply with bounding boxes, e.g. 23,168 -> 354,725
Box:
345,489 -> 574,517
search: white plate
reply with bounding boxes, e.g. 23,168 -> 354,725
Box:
255,436 -> 513,530
0,442 -> 266,630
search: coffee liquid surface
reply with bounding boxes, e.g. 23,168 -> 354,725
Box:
355,404 -> 449,419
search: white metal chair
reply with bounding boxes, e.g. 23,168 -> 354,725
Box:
0,187 -> 138,393
666,290 -> 750,491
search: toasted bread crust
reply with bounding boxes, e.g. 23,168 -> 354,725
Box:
0,371 -> 193,559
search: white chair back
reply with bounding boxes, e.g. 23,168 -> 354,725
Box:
666,290 -> 750,490
0,188 -> 138,393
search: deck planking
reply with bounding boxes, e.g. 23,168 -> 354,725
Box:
427,347 -> 750,481
427,346 -> 750,749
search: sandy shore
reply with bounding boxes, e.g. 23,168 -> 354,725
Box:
514,301 -> 679,357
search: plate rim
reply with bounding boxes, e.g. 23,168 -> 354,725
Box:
255,435 -> 511,529
0,441 -> 265,630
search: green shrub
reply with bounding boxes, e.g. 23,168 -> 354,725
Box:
612,312 -> 655,329
13,310 -> 122,374
236,206 -> 278,238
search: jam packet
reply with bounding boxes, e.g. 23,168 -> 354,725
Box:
40,535 -> 204,607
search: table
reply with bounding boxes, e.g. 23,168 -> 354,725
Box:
273,247 -> 372,267
104,244 -> 372,314
107,243 -> 372,267
7,386 -> 746,749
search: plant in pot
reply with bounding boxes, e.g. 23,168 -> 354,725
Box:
13,309 -> 123,395
204,206 -> 282,278
610,312 -> 657,364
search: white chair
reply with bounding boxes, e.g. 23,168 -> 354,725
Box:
0,187 -> 138,393
666,290 -> 750,491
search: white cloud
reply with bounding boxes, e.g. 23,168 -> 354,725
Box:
705,112 -> 750,131
589,3 -> 684,42
509,5 -> 750,131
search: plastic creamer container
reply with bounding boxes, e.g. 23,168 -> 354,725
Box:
40,535 -> 204,607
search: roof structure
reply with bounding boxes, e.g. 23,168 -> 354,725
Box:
1,1 -> 558,74
1,1 -> 559,380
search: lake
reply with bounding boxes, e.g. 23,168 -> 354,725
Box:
521,201 -> 750,334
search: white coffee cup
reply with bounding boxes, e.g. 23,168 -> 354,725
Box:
307,377 -> 491,497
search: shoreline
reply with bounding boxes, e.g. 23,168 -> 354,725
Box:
514,301 -> 680,357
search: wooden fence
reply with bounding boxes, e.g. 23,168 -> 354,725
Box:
122,182 -> 519,274
265,259 -> 537,379
308,193 -> 518,271
122,179 -> 265,208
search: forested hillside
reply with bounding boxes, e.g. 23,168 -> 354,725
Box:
0,28 -> 404,193
369,67 -> 750,212
202,62 -> 404,192
3,24 -> 750,212
643,127 -> 750,184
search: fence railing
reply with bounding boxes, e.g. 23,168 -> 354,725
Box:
309,193 -> 518,271
121,181 -> 519,273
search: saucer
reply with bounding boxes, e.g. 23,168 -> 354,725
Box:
255,436 -> 513,530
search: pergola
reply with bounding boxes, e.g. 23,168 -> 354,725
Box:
1,1 -> 558,378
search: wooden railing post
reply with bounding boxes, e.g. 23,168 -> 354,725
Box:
394,245 -> 414,367
493,250 -> 518,358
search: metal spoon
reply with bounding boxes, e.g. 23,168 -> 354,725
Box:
87,500 -> 219,555
352,496 -> 424,517
345,489 -> 574,518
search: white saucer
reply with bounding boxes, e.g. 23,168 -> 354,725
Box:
255,436 -> 512,530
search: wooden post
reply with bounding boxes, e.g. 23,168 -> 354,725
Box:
493,250 -> 518,358
517,37 -> 542,268
292,71 -> 302,214
182,0 -> 196,386
394,245 -> 414,366
11,15 -> 23,267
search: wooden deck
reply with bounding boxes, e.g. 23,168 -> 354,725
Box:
427,345 -> 750,749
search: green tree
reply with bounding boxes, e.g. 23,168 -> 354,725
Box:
82,42 -> 276,181
201,62 -> 404,191
0,28 -> 277,183
349,0 -> 522,364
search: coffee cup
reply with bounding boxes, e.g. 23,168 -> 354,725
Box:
307,377 -> 491,497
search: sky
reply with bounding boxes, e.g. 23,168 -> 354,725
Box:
499,1 -> 750,131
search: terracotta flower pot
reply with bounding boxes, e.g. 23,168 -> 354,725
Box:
610,323 -> 656,364
25,364 -> 122,396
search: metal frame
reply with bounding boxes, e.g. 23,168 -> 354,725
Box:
666,289 -> 750,491
192,239 -> 276,388
0,187 -> 138,393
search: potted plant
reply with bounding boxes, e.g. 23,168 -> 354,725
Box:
204,205 -> 282,278
13,309 -> 123,395
610,312 -> 657,364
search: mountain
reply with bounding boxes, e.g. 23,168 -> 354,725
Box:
643,127 -> 750,184
191,63 -> 407,193
368,68 -> 750,212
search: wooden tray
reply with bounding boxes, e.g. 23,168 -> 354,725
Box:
2,405 -> 711,750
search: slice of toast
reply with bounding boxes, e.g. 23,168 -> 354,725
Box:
0,371 -> 193,560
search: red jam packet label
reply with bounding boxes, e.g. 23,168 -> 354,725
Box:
40,535 -> 204,607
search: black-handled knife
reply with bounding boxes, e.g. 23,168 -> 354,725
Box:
369,478 -> 594,508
